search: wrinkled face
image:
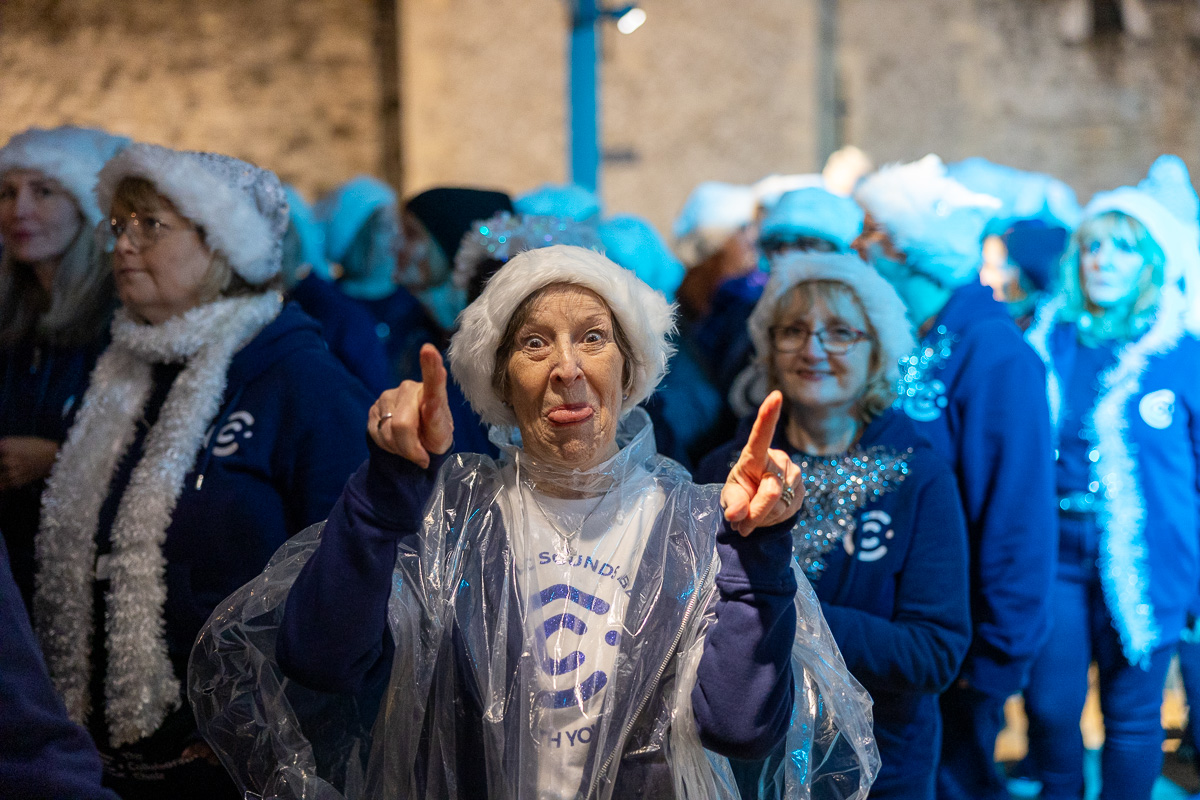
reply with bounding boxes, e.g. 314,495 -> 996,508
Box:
770,287 -> 874,417
110,193 -> 215,324
505,285 -> 625,471
0,169 -> 84,266
1079,222 -> 1149,309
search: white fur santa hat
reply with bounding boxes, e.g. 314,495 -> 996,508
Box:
747,251 -> 916,385
448,244 -> 676,428
96,143 -> 289,284
0,126 -> 130,226
855,154 -> 1002,288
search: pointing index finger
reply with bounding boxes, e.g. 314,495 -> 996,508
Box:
742,391 -> 783,468
418,343 -> 448,404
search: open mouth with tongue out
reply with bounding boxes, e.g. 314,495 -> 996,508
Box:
546,403 -> 595,425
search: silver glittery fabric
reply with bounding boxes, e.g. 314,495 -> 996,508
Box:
895,326 -> 958,422
186,150 -> 290,264
790,446 -> 911,582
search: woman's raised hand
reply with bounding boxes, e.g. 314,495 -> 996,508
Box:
368,343 -> 455,469
720,391 -> 805,537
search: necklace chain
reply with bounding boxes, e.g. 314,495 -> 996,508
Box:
526,483 -> 609,559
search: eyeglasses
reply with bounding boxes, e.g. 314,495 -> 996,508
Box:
770,324 -> 869,354
108,213 -> 192,251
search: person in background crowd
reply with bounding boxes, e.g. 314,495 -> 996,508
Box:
1021,155 -> 1200,800
514,181 -> 602,223
191,244 -> 879,800
0,533 -> 121,800
280,184 -> 390,394
34,143 -> 372,799
672,180 -> 760,326
757,187 -> 866,261
994,220 -> 1071,328
396,185 -> 515,331
0,125 -> 128,612
855,154 -> 1058,800
721,188 -> 870,422
318,175 -> 439,386
697,252 -> 970,799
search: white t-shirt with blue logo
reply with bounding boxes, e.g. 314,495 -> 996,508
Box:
507,475 -> 664,800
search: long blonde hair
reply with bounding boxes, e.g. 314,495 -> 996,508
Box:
0,210 -> 114,348
1059,211 -> 1165,343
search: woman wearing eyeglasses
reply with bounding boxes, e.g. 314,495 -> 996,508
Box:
33,143 -> 372,799
0,127 -> 129,614
696,252 -> 971,800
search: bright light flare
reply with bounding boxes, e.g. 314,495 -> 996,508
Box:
616,7 -> 646,34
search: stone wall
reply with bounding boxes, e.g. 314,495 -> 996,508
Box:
401,0 -> 821,233
0,0 -> 386,202
3,0 -> 1198,233
840,0 -> 1200,201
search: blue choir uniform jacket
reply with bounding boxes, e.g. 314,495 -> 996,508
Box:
91,303 -> 373,727
697,408 -> 971,799
289,272 -> 393,395
1027,296 -> 1200,666
895,282 -> 1057,697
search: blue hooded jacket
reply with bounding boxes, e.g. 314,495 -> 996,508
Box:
698,408 -> 971,799
896,282 -> 1057,697
88,302 -> 373,757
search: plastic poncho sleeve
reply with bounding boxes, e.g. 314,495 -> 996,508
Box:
275,444 -> 446,694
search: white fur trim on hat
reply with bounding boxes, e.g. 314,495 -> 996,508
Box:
448,244 -> 676,428
0,126 -> 130,226
96,143 -> 288,284
855,154 -> 1002,288
747,252 -> 916,386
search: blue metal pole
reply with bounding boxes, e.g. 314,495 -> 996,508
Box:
569,0 -> 600,194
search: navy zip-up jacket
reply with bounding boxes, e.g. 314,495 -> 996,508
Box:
698,408 -> 971,799
90,302 -> 372,755
896,282 -> 1056,697
276,437 -> 801,790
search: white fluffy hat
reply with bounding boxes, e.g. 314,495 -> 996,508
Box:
0,126 -> 130,226
747,252 -> 916,387
96,143 -> 289,284
448,244 -> 676,428
855,154 -> 1002,288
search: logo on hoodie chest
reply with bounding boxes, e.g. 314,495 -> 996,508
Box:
206,411 -> 256,457
1138,389 -> 1175,430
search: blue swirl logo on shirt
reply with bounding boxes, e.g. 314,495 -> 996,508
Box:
531,584 -> 617,709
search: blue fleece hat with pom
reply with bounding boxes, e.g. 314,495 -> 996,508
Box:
599,215 -> 685,301
759,187 -> 864,253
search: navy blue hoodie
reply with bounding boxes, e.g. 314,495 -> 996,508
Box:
895,282 -> 1056,697
0,534 -> 119,800
89,302 -> 372,762
698,408 -> 971,799
289,272 -> 393,395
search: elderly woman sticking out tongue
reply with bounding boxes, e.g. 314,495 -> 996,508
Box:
191,245 -> 878,800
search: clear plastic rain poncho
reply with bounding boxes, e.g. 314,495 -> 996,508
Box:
189,410 -> 878,799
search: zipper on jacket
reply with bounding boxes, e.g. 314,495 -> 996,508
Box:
587,553 -> 716,798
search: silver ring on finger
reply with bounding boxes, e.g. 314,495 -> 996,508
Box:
780,485 -> 796,506
377,412 -> 394,431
